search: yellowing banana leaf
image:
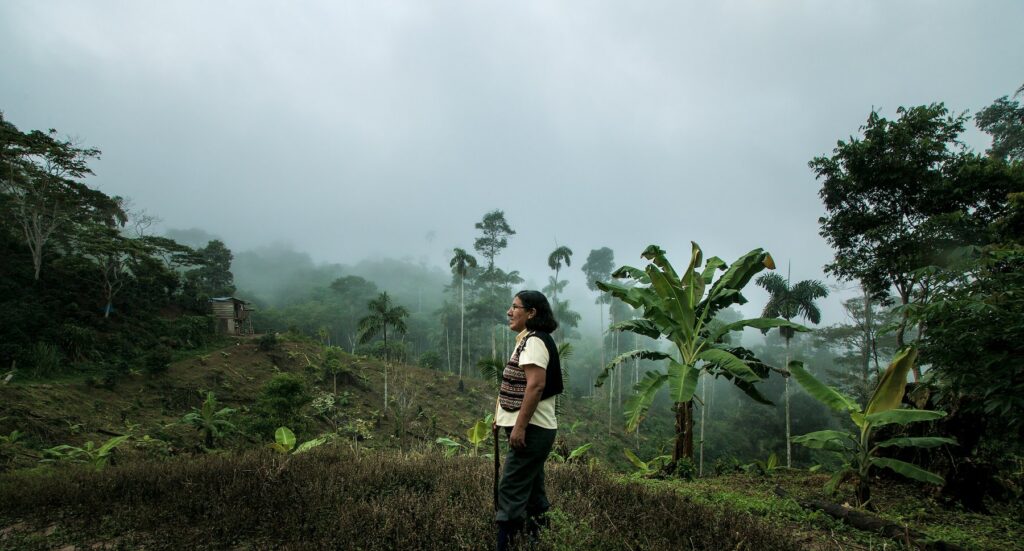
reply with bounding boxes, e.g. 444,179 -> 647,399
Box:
865,346 -> 918,415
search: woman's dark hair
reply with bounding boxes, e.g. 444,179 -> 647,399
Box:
516,290 -> 558,333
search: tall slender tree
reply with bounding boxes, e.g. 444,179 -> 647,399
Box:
582,247 -> 615,394
755,266 -> 828,467
547,245 -> 573,308
473,210 -> 515,272
449,248 -> 477,383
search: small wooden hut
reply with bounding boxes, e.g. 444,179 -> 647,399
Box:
209,297 -> 254,336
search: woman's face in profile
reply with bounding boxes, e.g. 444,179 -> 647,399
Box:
507,297 -> 533,332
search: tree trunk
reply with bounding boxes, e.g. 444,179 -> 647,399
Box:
672,401 -> 694,463
784,337 -> 792,468
699,374 -> 706,477
459,278 -> 465,381
862,284 -> 872,388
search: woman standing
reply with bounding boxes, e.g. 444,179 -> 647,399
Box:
495,290 -> 563,550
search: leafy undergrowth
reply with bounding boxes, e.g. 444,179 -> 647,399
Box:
0,447 -> 801,550
652,469 -> 1024,551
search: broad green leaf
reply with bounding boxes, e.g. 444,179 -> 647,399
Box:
766,453 -> 778,471
608,320 -> 663,340
875,436 -> 957,449
870,457 -> 944,485
466,418 -> 490,445
824,468 -> 854,495
641,244 -> 679,281
732,379 -> 774,406
295,436 -> 328,454
97,435 -> 129,455
791,430 -> 855,450
274,427 -> 296,452
682,242 -> 704,311
698,348 -> 761,384
596,348 -> 670,387
708,318 -> 810,343
646,263 -> 694,343
866,346 -> 918,415
567,443 -> 592,461
704,249 -> 772,314
865,409 -> 946,427
700,256 -> 726,284
668,361 -> 700,403
789,361 -> 860,414
625,372 -> 668,432
611,265 -> 648,282
623,448 -> 648,470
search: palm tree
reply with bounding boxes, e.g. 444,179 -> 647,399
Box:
547,245 -> 573,308
755,267 -> 829,468
359,292 -> 410,411
449,248 -> 477,383
358,291 -> 409,363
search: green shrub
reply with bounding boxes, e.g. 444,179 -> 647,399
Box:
257,333 -> 278,351
26,342 -> 63,377
249,373 -> 310,438
143,346 -> 172,375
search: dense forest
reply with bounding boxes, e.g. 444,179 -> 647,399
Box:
1,86 -> 1023,549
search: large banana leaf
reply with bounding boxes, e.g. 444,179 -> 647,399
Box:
608,319 -> 663,340
623,448 -> 648,471
611,265 -> 649,282
668,361 -> 700,403
729,378 -> 775,406
625,371 -> 668,432
595,348 -> 671,387
874,436 -> 957,449
791,430 -> 855,451
641,245 -> 679,281
865,346 -> 918,415
865,409 -> 946,427
707,318 -> 810,343
646,263 -> 694,343
697,348 -> 762,384
871,457 -> 944,485
682,242 -> 705,311
700,256 -> 726,284
702,249 -> 772,314
789,361 -> 860,414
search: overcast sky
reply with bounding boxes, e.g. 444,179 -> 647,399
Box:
2,1 -> 1021,326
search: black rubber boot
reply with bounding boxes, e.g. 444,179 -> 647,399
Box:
497,519 -> 524,551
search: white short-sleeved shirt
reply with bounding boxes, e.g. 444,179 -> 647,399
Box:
495,330 -> 558,429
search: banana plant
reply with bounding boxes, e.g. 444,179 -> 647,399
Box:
466,414 -> 493,456
623,448 -> 672,478
42,434 -> 129,470
180,391 -> 236,449
595,242 -> 807,463
790,346 -> 956,507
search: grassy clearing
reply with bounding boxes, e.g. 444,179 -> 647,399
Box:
0,447 -> 800,550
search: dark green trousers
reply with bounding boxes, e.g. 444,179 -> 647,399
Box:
496,425 -> 557,523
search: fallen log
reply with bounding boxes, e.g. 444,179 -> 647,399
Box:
773,486 -> 966,551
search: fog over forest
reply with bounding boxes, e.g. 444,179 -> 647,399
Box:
2,1 -> 1021,331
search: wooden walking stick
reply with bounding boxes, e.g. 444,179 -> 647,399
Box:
493,425 -> 500,511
